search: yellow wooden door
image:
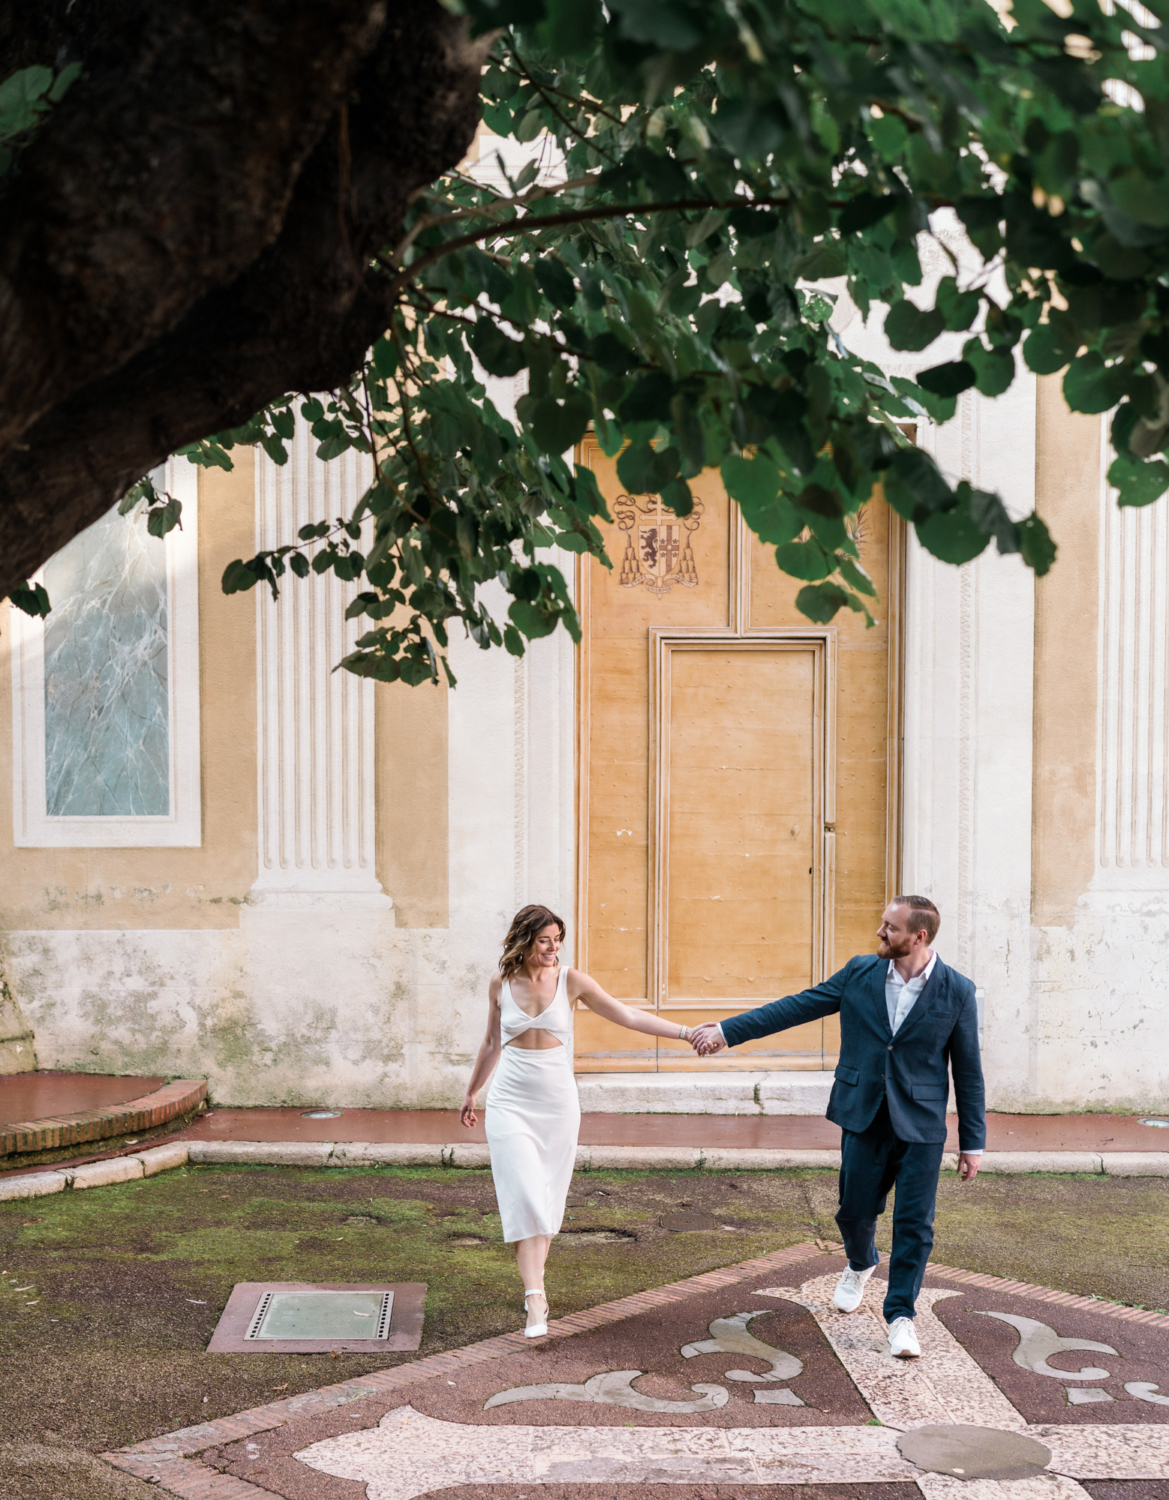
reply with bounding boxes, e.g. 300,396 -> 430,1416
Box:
574,440 -> 901,1071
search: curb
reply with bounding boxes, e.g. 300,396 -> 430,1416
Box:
0,1140 -> 189,1200
5,1140 -> 1169,1203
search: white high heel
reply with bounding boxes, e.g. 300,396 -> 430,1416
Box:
523,1288 -> 548,1338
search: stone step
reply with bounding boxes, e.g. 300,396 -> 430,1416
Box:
0,1077 -> 207,1166
574,1071 -> 835,1115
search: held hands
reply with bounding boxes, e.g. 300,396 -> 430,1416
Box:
687,1021 -> 727,1057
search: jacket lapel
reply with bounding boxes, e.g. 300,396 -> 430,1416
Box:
870,957 -> 893,1039
890,958 -> 948,1045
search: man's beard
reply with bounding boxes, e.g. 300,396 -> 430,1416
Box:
879,936 -> 912,959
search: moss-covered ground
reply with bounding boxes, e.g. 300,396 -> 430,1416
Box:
2,1164 -> 1167,1499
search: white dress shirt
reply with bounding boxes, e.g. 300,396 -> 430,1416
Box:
886,950 -> 938,1033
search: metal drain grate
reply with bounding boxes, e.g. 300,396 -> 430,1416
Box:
207,1281 -> 426,1354
244,1289 -> 394,1341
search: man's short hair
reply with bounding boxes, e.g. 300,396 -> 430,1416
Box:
891,895 -> 940,944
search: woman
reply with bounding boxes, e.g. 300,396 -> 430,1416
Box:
460,903 -> 696,1338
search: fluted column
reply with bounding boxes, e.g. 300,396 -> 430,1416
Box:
251,422 -> 390,906
1097,465 -> 1169,876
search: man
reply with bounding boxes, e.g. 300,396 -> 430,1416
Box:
689,896 -> 984,1360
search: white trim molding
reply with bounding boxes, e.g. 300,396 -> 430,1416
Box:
1095,413 -> 1169,886
10,457 -> 201,848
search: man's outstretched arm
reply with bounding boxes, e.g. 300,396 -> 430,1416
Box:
690,962 -> 854,1056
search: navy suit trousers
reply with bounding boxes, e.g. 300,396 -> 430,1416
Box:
834,1101 -> 945,1324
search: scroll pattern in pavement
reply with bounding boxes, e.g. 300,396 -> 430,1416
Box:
295,1272 -> 1169,1500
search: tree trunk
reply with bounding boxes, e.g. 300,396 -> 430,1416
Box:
0,0 -> 483,599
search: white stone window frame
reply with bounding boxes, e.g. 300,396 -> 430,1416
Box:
10,457 -> 201,847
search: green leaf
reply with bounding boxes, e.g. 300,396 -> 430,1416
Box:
917,361 -> 977,398
721,452 -> 781,511
552,530 -> 592,552
509,599 -> 558,638
1107,168 -> 1169,229
935,276 -> 980,332
221,560 -> 260,595
1064,352 -> 1126,415
0,65 -> 53,139
1023,321 -> 1078,376
916,503 -> 991,566
9,580 -> 51,618
1017,513 -> 1057,575
616,441 -> 680,494
884,299 -> 945,352
503,624 -> 526,656
470,319 -> 527,378
660,477 -> 693,517
838,193 -> 896,235
535,259 -> 577,309
883,448 -> 952,521
776,538 -> 833,581
838,556 -> 878,597
1109,454 -> 1169,508
530,395 -> 591,454
796,582 -> 850,623
146,498 -> 182,538
962,339 -> 1015,398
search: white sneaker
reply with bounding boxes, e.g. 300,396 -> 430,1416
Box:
888,1316 -> 921,1358
833,1263 -> 876,1313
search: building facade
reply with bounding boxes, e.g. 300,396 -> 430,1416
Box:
2,312 -> 1167,1114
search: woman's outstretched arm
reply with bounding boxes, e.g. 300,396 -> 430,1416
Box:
460,978 -> 503,1128
568,970 -> 695,1042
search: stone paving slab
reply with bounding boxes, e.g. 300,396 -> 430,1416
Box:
100,1244 -> 1169,1500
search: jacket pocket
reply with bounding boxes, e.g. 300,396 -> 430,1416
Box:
834,1065 -> 859,1086
910,1084 -> 947,1101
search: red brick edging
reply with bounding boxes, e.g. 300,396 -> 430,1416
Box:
100,1241 -> 1169,1498
927,1260 -> 1169,1330
1,1078 -> 206,1159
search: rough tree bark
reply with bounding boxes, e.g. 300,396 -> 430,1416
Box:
0,0 -> 485,600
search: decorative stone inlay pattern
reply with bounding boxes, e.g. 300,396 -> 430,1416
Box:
483,1369 -> 729,1414
975,1310 -> 1118,1381
680,1308 -> 804,1383
295,1272 -> 1169,1499
1125,1381 -> 1169,1405
100,1248 -> 1169,1500
295,1403 -> 916,1497
755,1275 -> 1028,1432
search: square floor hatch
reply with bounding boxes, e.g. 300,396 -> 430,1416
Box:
207,1282 -> 425,1354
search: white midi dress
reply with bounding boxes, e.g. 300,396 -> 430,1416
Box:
486,966 -> 581,1243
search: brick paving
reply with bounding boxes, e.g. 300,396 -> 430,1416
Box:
0,1077 -> 206,1162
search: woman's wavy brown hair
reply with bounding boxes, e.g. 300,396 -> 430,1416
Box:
500,904 -> 566,981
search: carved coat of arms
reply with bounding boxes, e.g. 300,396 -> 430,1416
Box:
614,492 -> 704,598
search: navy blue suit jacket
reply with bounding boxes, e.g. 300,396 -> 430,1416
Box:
720,954 -> 986,1150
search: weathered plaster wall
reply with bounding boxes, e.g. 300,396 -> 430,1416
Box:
4,415 -> 575,1104
1026,393 -> 1169,1112
0,978 -> 35,1073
